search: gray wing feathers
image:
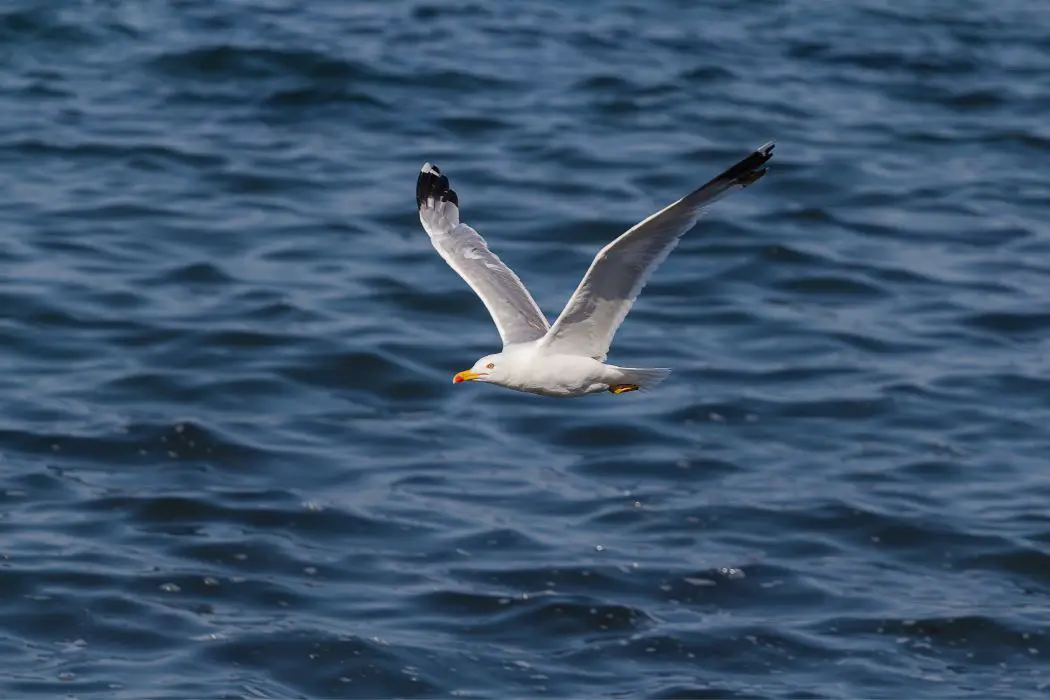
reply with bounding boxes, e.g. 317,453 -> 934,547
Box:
542,142 -> 774,360
417,164 -> 549,346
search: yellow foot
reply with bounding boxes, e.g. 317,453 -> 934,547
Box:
608,384 -> 639,394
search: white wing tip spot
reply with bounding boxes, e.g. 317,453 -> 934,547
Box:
421,162 -> 439,175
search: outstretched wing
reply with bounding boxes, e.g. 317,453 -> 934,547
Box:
540,141 -> 774,360
417,163 -> 549,346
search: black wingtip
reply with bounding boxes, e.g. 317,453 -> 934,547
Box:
727,141 -> 775,186
417,162 -> 459,210
694,140 -> 775,195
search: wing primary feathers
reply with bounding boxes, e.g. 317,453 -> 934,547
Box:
697,141 -> 774,193
417,163 -> 459,209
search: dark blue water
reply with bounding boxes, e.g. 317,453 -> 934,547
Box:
1,0 -> 1048,697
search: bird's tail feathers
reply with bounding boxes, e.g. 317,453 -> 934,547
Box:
615,367 -> 672,391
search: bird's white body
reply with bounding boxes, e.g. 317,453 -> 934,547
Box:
488,347 -> 614,398
415,142 -> 774,398
461,344 -> 669,398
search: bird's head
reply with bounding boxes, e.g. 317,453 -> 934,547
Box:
453,353 -> 507,386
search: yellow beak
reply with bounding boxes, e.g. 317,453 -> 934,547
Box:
453,370 -> 483,384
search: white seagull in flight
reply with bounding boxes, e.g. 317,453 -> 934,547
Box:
416,141 -> 774,398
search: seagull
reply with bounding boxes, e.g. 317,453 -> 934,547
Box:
416,141 -> 774,398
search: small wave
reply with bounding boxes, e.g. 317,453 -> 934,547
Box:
150,45 -> 374,83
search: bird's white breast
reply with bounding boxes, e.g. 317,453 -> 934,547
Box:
501,347 -> 611,398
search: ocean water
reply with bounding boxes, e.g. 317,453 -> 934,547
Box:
1,0 -> 1049,697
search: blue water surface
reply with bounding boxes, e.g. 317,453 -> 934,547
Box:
1,0 -> 1048,697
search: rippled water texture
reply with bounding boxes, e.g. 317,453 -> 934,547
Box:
1,0 -> 1049,697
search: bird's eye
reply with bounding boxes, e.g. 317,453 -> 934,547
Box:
485,362 -> 495,369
